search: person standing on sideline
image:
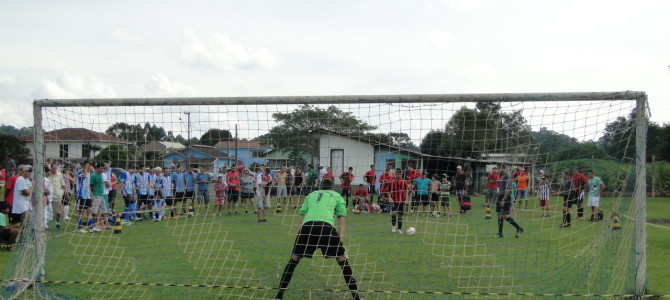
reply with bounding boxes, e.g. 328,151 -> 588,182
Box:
226,166 -> 241,214
453,166 -> 468,214
363,164 -> 377,197
255,167 -> 273,222
47,163 -> 66,229
439,175 -> 452,217
12,165 -> 33,223
305,165 -> 318,196
196,167 -> 212,213
485,167 -> 499,208
120,166 -> 137,223
586,170 -> 606,222
495,166 -> 524,238
515,168 -> 530,209
239,169 -> 255,214
275,167 -> 289,211
76,162 -> 95,232
413,172 -> 432,216
571,168 -> 589,220
292,166 -> 306,208
275,178 -> 360,300
429,174 -> 441,216
537,176 -> 551,218
339,167 -> 354,208
5,155 -> 16,178
559,171 -> 574,228
390,168 -> 409,234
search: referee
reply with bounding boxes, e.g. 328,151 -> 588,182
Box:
275,178 -> 361,300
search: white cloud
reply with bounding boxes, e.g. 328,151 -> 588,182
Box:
425,31 -> 455,50
31,71 -> 117,99
179,31 -> 279,71
443,0 -> 496,10
0,75 -> 17,86
110,28 -> 143,43
145,73 -> 195,96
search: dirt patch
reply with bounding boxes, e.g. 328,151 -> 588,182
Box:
647,218 -> 670,224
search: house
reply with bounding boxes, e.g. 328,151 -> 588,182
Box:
141,141 -> 186,153
214,140 -> 271,167
19,128 -> 132,161
162,145 -> 236,172
316,130 -> 424,186
264,149 -> 320,169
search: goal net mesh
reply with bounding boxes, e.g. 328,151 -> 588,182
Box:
3,93 -> 646,299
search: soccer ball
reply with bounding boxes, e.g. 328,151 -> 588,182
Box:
406,227 -> 417,236
353,209 -> 361,214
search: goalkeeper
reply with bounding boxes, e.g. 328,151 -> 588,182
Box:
275,178 -> 360,300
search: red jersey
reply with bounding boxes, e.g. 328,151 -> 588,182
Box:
406,169 -> 420,181
389,178 -> 408,204
227,171 -> 240,191
379,173 -> 393,192
339,172 -> 354,191
487,173 -> 499,190
364,170 -> 376,185
571,173 -> 589,193
4,175 -> 17,206
323,173 -> 334,180
353,188 -> 369,198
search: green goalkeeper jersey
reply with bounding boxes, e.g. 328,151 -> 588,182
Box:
299,190 -> 347,226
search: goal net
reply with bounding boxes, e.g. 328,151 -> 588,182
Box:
3,92 -> 647,299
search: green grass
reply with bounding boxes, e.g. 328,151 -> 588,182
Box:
1,196 -> 669,299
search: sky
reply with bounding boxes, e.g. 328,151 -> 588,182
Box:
1,0 -> 669,136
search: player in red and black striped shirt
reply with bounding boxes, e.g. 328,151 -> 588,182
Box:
390,168 -> 409,234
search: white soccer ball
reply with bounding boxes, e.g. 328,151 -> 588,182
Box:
406,227 -> 416,236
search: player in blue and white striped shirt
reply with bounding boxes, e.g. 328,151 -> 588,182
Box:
75,161 -> 95,233
537,176 -> 551,218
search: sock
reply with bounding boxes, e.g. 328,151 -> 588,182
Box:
63,205 -> 70,218
498,218 -> 504,234
577,207 -> 584,218
276,259 -> 299,299
397,214 -> 403,230
567,213 -> 571,225
87,218 -> 94,229
337,259 -> 360,299
506,217 -> 521,231
391,215 -> 396,226
562,211 -> 568,225
77,219 -> 83,229
55,213 -> 60,223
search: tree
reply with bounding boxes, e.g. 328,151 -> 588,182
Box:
532,127 -> 579,158
598,109 -> 670,163
260,104 -> 376,163
105,122 -> 145,142
0,134 -> 32,166
144,123 -> 167,142
0,124 -> 33,137
199,129 -> 233,146
387,132 -> 418,150
95,145 -> 131,168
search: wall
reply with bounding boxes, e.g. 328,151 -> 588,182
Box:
318,134 -> 374,185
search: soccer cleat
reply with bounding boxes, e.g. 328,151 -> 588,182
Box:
494,233 -> 503,238
398,230 -> 404,235
559,224 -> 571,228
55,223 -> 60,230
90,228 -> 102,233
391,227 -> 397,233
78,228 -> 87,234
515,229 -> 524,238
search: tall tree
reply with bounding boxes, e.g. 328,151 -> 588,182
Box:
199,129 -> 233,146
105,122 -> 145,142
0,124 -> 33,137
260,104 -> 376,164
0,134 -> 32,166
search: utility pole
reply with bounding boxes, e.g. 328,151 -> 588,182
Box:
184,112 -> 191,168
235,124 -> 239,166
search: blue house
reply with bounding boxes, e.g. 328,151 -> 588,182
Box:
215,140 -> 271,168
163,145 -> 235,172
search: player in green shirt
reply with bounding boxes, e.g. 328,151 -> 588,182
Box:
275,178 -> 360,300
0,202 -> 19,250
304,164 -> 319,193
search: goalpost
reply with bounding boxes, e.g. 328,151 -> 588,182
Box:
4,91 -> 648,299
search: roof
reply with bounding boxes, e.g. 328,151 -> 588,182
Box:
164,145 -> 231,159
141,141 -> 185,152
214,140 -> 265,149
19,128 -> 131,144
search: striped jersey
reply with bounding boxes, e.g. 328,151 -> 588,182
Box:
538,183 -> 550,201
389,178 -> 408,204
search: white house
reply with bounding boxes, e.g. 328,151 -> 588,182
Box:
20,128 -> 132,161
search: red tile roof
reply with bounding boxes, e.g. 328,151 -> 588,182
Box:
214,140 -> 265,148
20,128 -> 131,143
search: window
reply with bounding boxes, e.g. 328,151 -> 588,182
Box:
250,150 -> 265,158
59,144 -> 69,158
82,144 -> 91,158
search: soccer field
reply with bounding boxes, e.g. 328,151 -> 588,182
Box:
2,195 -> 668,299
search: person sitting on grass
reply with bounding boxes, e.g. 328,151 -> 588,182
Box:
0,201 -> 19,251
352,184 -> 369,211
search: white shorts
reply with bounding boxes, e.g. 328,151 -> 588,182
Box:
276,185 -> 288,197
588,195 -> 600,207
91,196 -> 107,215
255,195 -> 270,209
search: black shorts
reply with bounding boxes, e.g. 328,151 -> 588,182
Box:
174,192 -> 185,202
564,194 -> 579,208
391,202 -> 405,213
292,187 -> 303,196
241,191 -> 254,199
292,221 -> 346,258
228,189 -> 240,202
138,194 -> 149,207
0,227 -> 13,243
123,194 -> 134,206
440,196 -> 450,207
76,198 -> 92,210
415,194 -> 430,206
570,191 -> 584,204
302,187 -> 314,196
185,191 -> 195,200
165,197 -> 174,206
108,189 -> 117,204
496,194 -> 512,214
341,189 -> 351,197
